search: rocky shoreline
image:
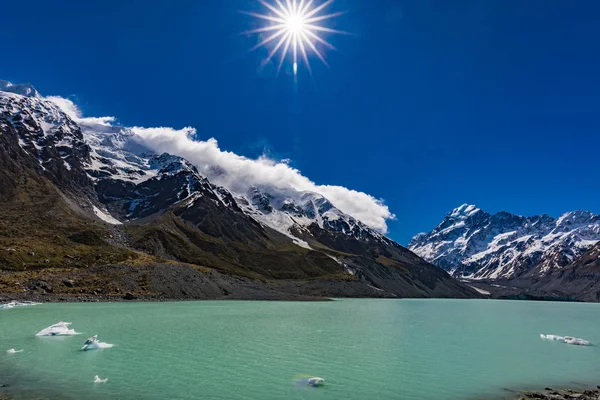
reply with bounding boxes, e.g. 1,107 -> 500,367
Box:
516,387 -> 600,400
1,260 -> 480,304
3,384 -> 600,400
0,263 -> 353,304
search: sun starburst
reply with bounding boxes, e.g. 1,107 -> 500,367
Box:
242,0 -> 347,76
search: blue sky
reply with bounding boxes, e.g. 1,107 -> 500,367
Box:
1,0 -> 599,244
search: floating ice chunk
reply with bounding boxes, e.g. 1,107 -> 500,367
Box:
94,375 -> 108,383
36,321 -> 78,336
564,336 -> 592,346
540,334 -> 565,342
82,335 -> 113,351
1,301 -> 41,309
15,301 -> 41,306
6,348 -> 23,354
308,377 -> 325,387
541,334 -> 591,346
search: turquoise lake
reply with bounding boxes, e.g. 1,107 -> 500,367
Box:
1,299 -> 599,400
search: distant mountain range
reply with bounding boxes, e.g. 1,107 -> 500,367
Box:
409,204 -> 600,301
0,80 -> 476,301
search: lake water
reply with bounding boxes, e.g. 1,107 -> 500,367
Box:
1,299 -> 599,400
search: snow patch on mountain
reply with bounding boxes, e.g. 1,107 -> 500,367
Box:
92,206 -> 122,225
232,185 -> 391,250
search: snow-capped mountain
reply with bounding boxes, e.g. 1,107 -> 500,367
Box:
84,124 -> 229,222
0,80 -> 40,98
0,80 -> 94,201
0,82 -> 384,246
235,185 -> 390,249
0,87 -> 253,226
0,80 -> 476,300
80,116 -> 390,248
409,204 -> 600,280
0,79 -> 394,253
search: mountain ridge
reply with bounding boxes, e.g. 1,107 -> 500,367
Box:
410,203 -> 599,280
0,80 -> 477,301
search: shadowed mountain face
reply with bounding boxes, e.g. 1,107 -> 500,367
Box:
509,242 -> 600,302
0,81 -> 477,301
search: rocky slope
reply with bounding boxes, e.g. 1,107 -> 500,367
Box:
493,242 -> 600,302
0,80 -> 477,300
537,242 -> 600,301
409,204 -> 600,280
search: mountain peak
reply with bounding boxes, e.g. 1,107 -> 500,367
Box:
556,210 -> 597,226
0,80 -> 40,98
449,204 -> 480,218
149,153 -> 197,175
410,205 -> 600,280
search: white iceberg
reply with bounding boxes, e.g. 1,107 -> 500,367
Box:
6,348 -> 23,354
15,301 -> 41,306
541,334 -> 592,346
94,375 -> 108,383
1,301 -> 41,309
36,321 -> 78,336
540,334 -> 564,341
82,335 -> 113,351
564,336 -> 592,346
308,377 -> 325,387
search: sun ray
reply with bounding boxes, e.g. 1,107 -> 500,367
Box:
304,29 -> 336,50
242,24 -> 288,35
303,0 -> 334,19
265,31 -> 292,64
277,34 -> 294,75
302,32 -> 329,68
275,0 -> 290,17
258,0 -> 289,20
304,24 -> 350,35
304,11 -> 346,24
300,0 -> 316,16
240,11 -> 285,24
243,0 -> 346,75
297,0 -> 306,15
293,32 -> 299,73
297,35 -> 313,76
249,29 -> 288,52
301,31 -> 328,67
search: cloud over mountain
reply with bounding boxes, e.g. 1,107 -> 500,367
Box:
48,97 -> 395,232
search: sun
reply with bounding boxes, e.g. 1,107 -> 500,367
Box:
242,0 -> 347,76
287,14 -> 304,34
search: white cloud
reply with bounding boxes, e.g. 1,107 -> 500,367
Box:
46,96 -> 115,127
48,97 -> 395,233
